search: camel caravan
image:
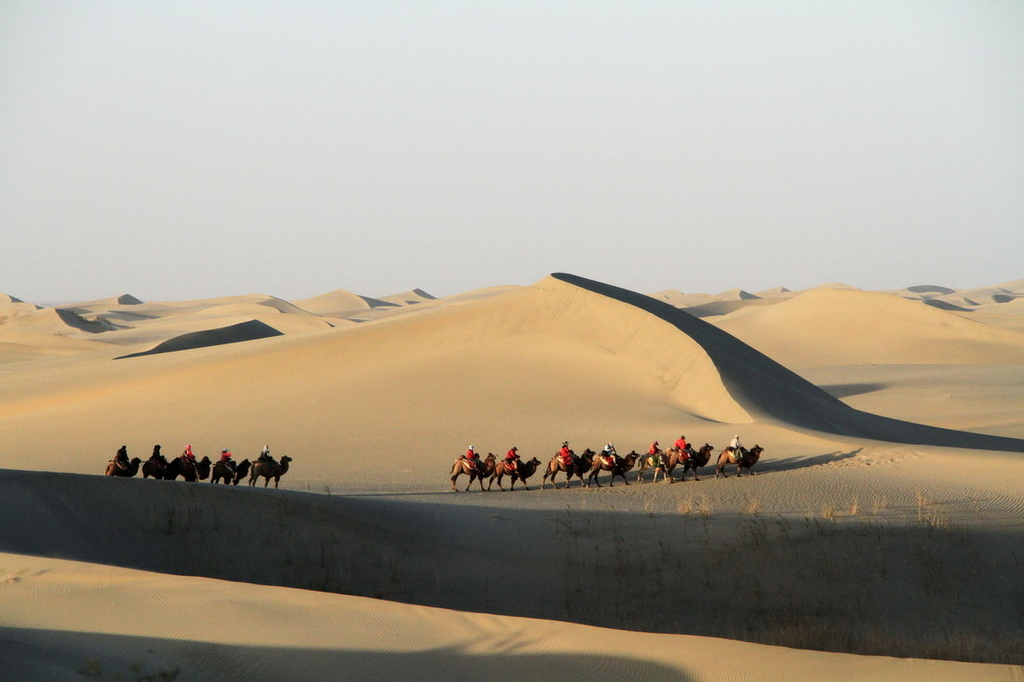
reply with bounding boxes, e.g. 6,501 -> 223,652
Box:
105,444 -> 293,489
450,437 -> 764,491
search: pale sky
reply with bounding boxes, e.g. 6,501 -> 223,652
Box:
2,1 -> 1022,303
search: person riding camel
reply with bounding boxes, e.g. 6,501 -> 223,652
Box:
182,444 -> 195,462
464,446 -> 478,469
647,441 -> 663,468
729,435 -> 743,461
114,445 -> 130,471
602,442 -> 617,467
559,441 -> 573,467
220,448 -> 235,471
674,435 -> 690,460
258,445 -> 273,463
505,447 -> 520,472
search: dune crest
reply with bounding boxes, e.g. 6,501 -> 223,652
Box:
553,273 -> 1024,453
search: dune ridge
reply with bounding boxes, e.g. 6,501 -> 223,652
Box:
115,319 -> 284,359
553,273 -> 1024,452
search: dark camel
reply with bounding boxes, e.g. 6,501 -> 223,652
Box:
231,459 -> 251,485
586,451 -> 639,488
249,455 -> 293,489
663,443 -> 715,482
489,457 -> 541,491
541,448 -> 595,489
450,453 -> 496,491
715,445 -> 764,478
105,457 -> 141,477
142,452 -> 168,479
211,458 -> 243,485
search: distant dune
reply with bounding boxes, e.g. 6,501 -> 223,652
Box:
115,319 -> 284,359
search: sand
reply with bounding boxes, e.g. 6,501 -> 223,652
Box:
1,274 -> 1022,680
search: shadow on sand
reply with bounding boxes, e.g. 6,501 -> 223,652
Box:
0,628 -> 695,682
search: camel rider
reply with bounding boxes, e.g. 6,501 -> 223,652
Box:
674,435 -> 690,460
602,442 -> 617,467
559,441 -> 573,467
464,446 -> 478,469
730,435 -> 743,461
647,441 -> 663,468
220,448 -> 236,471
505,447 -> 520,472
182,444 -> 195,462
258,445 -> 273,463
114,445 -> 129,471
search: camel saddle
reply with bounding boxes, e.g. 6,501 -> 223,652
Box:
502,460 -> 518,473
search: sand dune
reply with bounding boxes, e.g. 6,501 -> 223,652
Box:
115,319 -> 284,359
1,273 -> 1022,679
716,287 -> 1024,367
293,289 -> 398,317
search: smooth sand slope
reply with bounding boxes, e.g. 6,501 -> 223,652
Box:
1,274 -> 1023,679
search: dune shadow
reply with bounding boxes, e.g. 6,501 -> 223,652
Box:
818,383 -> 888,399
0,627 -> 695,682
114,319 -> 283,359
2,469 -> 1023,664
755,450 -> 861,473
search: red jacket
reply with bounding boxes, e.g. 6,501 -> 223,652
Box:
674,438 -> 688,451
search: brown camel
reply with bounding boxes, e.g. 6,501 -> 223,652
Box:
211,458 -> 241,484
634,449 -> 668,483
715,445 -> 764,478
105,457 -> 141,477
586,451 -> 639,488
450,453 -> 496,491
541,448 -> 595,489
663,443 -> 715,482
249,455 -> 293,489
232,459 -> 251,485
141,452 -> 168,479
195,456 -> 212,481
488,456 -> 541,491
169,455 -> 210,482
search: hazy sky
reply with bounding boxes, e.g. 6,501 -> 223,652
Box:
2,1 -> 1022,303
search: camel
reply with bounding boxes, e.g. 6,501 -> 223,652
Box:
488,456 -> 541,491
450,453 -> 496,491
211,458 -> 239,484
586,451 -> 639,488
195,456 -> 212,481
663,443 -> 715,482
141,452 -> 168,479
232,459 -> 251,485
105,457 -> 141,477
249,455 -> 292,489
634,449 -> 668,483
541,448 -> 595,489
715,445 -> 764,478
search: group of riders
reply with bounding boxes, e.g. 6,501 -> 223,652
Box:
111,442 -> 277,472
459,434 -> 748,473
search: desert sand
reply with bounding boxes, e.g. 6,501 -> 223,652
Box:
1,273 -> 1023,680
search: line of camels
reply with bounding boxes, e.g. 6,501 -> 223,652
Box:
450,443 -> 764,492
104,446 -> 293,489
